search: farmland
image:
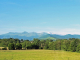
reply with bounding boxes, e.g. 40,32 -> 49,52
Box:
0,50 -> 80,60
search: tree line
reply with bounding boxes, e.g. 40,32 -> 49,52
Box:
0,38 -> 80,53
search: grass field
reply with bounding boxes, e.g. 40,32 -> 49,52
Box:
0,47 -> 8,50
0,47 -> 4,49
0,50 -> 80,60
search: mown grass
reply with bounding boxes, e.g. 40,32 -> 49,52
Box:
0,50 -> 80,60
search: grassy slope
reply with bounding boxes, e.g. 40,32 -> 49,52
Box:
0,50 -> 80,60
42,37 -> 56,39
39,37 -> 56,40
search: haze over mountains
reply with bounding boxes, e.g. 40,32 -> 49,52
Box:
0,32 -> 80,40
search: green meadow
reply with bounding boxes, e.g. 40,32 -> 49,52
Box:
0,50 -> 80,60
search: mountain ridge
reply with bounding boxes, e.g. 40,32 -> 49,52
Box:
0,32 -> 80,40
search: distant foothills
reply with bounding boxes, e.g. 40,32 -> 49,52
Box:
0,31 -> 80,40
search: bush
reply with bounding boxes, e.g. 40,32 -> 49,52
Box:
31,44 -> 39,49
39,47 -> 43,49
0,48 -> 1,50
2,47 -> 7,50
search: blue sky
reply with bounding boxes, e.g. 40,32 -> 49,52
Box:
0,0 -> 80,35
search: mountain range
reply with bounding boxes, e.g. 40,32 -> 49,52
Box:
0,32 -> 80,40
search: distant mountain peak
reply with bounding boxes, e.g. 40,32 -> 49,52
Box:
7,32 -> 18,34
1,31 -> 80,40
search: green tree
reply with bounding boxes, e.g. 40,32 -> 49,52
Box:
56,40 -> 61,50
76,44 -> 80,52
33,38 -> 40,46
53,41 -> 57,50
40,40 -> 46,49
26,41 -> 32,49
8,43 -> 15,50
70,39 -> 79,52
43,40 -> 50,49
61,40 -> 70,51
48,42 -> 54,50
22,41 -> 26,49
16,43 -> 22,50
31,43 -> 39,49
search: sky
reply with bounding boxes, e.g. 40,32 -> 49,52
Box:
0,0 -> 80,35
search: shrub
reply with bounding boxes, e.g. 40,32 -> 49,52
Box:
0,48 -> 2,50
2,47 -> 7,50
39,47 -> 43,49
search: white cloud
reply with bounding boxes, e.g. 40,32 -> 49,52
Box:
37,28 -> 80,35
21,26 -> 80,35
52,28 -> 80,35
1,26 -> 80,35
